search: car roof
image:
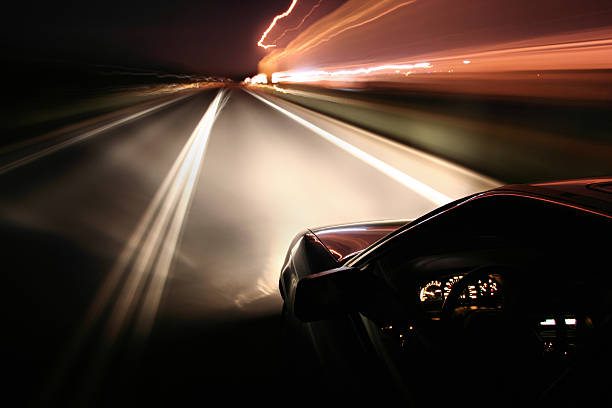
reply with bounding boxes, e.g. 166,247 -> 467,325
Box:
488,177 -> 612,217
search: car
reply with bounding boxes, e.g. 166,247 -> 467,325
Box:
279,177 -> 612,406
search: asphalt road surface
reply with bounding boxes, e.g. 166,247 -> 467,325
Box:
2,87 -> 499,406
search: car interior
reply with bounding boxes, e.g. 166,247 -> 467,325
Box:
359,194 -> 611,406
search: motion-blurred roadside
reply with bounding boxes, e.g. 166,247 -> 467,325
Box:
252,0 -> 612,183
0,58 -> 227,165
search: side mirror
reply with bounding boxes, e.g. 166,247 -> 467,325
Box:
293,266 -> 370,322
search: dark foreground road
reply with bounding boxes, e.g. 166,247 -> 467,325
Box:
2,87 -> 498,406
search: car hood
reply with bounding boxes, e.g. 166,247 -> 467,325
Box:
310,219 -> 411,262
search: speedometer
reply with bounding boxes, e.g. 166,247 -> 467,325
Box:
419,281 -> 443,302
443,275 -> 464,300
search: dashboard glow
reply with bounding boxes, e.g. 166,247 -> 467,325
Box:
419,280 -> 442,302
420,274 -> 501,305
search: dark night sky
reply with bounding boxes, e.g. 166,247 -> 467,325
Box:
1,1 -> 344,78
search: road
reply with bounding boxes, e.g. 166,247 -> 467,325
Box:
1,87 -> 498,406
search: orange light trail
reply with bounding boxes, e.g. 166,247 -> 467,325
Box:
258,0 -> 612,100
258,0 -> 299,49
283,0 -> 416,57
271,0 -> 324,45
271,62 -> 431,83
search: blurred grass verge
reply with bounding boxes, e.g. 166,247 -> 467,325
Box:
0,58 -> 224,161
1,87 -> 205,157
257,81 -> 612,184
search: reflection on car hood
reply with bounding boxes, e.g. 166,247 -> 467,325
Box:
310,219 -> 411,262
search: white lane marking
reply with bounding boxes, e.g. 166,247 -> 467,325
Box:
106,89 -> 228,341
131,90 -> 229,339
0,93 -> 193,175
273,92 -> 501,187
42,89 -> 228,401
247,90 -> 452,206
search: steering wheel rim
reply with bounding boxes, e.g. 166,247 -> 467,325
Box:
440,264 -> 512,323
440,265 -> 551,401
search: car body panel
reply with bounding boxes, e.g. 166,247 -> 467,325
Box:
279,177 -> 612,405
494,178 -> 612,215
311,219 -> 411,262
345,176 -> 612,268
279,220 -> 410,313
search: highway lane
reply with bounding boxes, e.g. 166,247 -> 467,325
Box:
1,86 -> 499,406
2,89 -> 219,406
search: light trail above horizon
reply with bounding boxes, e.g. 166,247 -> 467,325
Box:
257,0 -> 299,49
270,62 -> 432,83
270,0 -> 324,46
257,0 -> 612,99
279,0 -> 416,58
268,35 -> 612,82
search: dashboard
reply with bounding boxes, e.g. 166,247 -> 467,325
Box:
418,273 -> 502,314
416,271 -> 583,358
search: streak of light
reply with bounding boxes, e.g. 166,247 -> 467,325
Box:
108,89 -> 228,341
251,73 -> 269,84
271,62 -> 431,83
422,37 -> 612,70
266,36 -> 612,91
294,0 -> 416,54
137,81 -> 221,95
247,90 -> 451,206
258,0 -> 299,49
271,0 -> 324,45
42,89 -> 228,402
0,94 -> 194,175
265,0 -> 417,61
133,90 -> 230,338
316,227 -> 369,234
258,0 -> 612,98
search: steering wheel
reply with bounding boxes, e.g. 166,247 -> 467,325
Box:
441,265 -> 510,323
440,265 -> 538,342
440,265 -> 547,401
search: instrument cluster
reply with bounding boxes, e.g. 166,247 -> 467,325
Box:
418,273 -> 501,309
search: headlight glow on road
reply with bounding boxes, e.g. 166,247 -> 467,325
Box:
247,90 -> 452,206
49,90 -> 229,394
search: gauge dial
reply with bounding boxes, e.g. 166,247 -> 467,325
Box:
443,275 -> 464,300
419,281 -> 443,302
478,277 -> 499,297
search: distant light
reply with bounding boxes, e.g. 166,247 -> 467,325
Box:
565,318 -> 577,325
540,318 -> 556,326
271,72 -> 283,83
463,60 -> 471,64
251,73 -> 268,84
268,62 -> 432,83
